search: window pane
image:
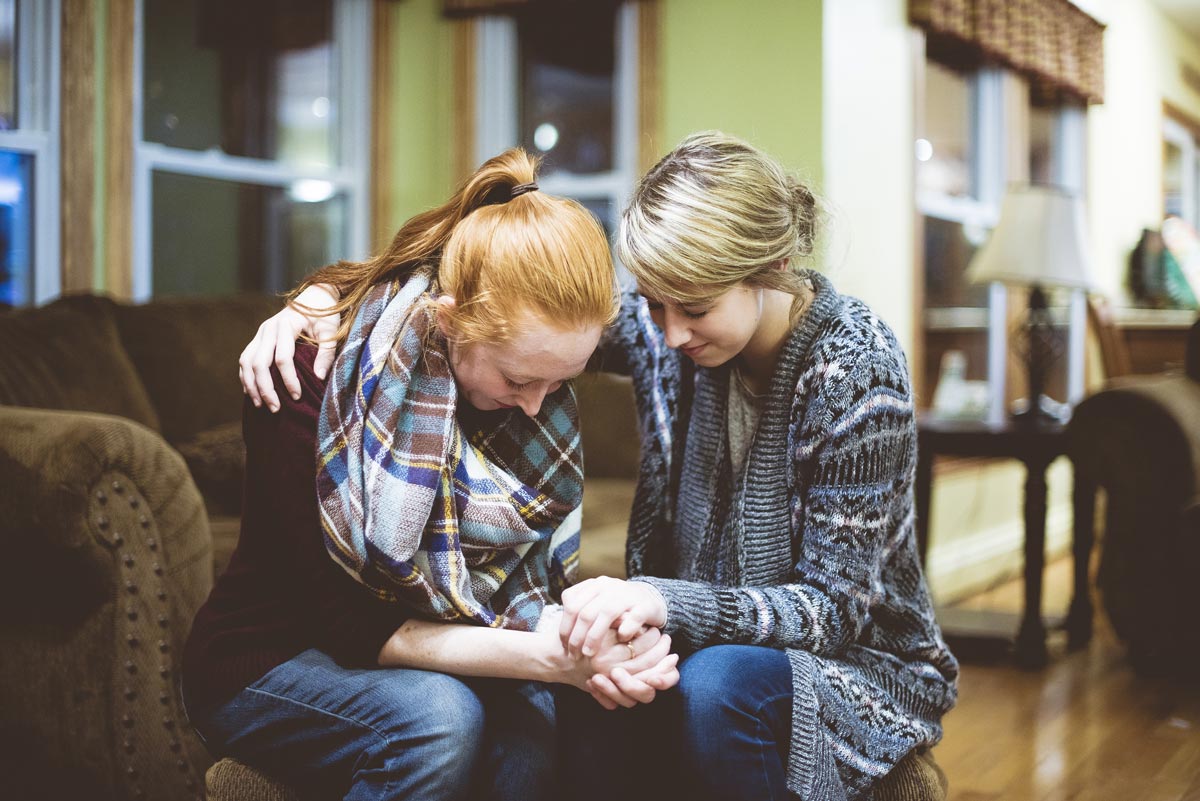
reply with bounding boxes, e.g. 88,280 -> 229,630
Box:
518,4 -> 615,176
151,171 -> 345,296
0,150 -> 33,306
1165,138 -> 1186,218
143,0 -> 336,168
923,216 -> 989,308
577,196 -> 614,240
1030,106 -> 1056,185
918,62 -> 974,199
0,0 -> 15,130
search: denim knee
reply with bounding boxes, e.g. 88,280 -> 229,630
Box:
412,673 -> 485,755
676,646 -> 792,749
372,672 -> 486,772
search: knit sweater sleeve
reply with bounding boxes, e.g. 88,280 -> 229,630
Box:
589,291 -> 649,376
635,335 -> 914,655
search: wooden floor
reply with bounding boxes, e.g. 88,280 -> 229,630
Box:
939,558 -> 1200,800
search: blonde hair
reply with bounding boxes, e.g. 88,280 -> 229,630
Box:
617,131 -> 818,313
294,148 -> 617,346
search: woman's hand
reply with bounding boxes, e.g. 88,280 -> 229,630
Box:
239,283 -> 341,411
560,577 -> 669,660
537,608 -> 678,710
585,626 -> 679,711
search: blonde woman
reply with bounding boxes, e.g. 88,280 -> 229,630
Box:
243,134 -> 958,801
183,149 -> 678,801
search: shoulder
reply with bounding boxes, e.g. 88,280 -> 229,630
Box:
243,342 -> 329,445
789,295 -> 914,453
800,295 -> 911,400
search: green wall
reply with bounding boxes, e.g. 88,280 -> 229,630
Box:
379,0 -> 457,241
659,0 -> 823,188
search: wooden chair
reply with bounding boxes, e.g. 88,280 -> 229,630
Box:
1086,293 -> 1133,381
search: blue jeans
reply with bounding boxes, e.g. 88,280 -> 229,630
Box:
189,649 -> 556,801
558,644 -> 793,801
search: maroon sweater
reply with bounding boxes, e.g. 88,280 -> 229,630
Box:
182,344 -> 407,717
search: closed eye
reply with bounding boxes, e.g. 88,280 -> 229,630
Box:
641,294 -> 709,320
504,376 -> 531,390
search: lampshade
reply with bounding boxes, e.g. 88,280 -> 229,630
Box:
966,186 -> 1095,290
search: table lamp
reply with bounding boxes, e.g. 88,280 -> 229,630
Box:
966,186 -> 1095,424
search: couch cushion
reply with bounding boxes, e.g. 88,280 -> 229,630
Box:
575,373 -> 640,480
0,295 -> 161,431
206,758 -> 299,801
175,420 -> 246,517
112,294 -> 282,444
580,477 -> 635,579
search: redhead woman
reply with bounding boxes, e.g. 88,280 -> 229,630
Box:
182,149 -> 678,801
242,133 -> 957,801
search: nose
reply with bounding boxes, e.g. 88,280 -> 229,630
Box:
661,307 -> 692,350
516,384 -> 551,417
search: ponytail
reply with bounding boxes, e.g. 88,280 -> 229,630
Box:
292,148 -> 615,347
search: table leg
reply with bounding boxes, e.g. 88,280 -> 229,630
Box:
915,449 -> 934,569
1016,456 -> 1050,668
1066,475 -> 1097,650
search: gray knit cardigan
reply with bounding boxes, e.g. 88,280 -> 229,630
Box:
599,271 -> 958,801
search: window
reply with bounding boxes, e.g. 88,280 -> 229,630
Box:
1163,113 -> 1199,230
474,2 -> 638,241
133,0 -> 371,299
918,59 -> 1088,415
0,0 -> 59,307
917,62 -> 1004,414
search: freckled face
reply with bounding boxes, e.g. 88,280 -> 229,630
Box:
448,318 -> 601,417
641,284 -> 763,367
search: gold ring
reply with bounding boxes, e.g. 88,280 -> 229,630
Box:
626,642 -> 637,661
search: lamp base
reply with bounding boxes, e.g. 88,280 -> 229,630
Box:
1011,394 -> 1071,425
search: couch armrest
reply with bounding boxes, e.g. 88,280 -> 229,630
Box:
0,406 -> 214,800
1068,373 -> 1200,503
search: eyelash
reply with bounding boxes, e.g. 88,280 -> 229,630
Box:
504,377 -> 530,390
646,301 -> 708,320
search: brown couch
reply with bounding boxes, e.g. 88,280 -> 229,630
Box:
0,293 -> 280,801
0,293 -> 945,801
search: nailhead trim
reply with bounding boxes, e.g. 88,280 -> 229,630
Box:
90,471 -> 203,796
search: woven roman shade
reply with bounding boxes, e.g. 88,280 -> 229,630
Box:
443,0 -> 632,17
910,0 -> 1105,104
443,0 -> 531,16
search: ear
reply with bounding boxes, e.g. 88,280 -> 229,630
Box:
773,258 -> 789,271
435,295 -> 457,339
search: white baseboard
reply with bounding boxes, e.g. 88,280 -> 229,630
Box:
924,500 -> 1075,604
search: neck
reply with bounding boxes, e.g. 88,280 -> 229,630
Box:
735,287 -> 800,395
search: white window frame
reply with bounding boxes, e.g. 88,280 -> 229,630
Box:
1164,115 -> 1198,230
0,0 -> 60,304
131,0 -> 371,301
474,4 -> 639,243
1051,105 -> 1089,405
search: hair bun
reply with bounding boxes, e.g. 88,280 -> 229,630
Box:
789,178 -> 817,256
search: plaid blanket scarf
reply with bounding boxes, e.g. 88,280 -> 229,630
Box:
316,272 -> 583,630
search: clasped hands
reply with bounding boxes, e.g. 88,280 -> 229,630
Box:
550,576 -> 675,710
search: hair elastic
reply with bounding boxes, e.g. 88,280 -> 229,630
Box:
510,182 -> 539,199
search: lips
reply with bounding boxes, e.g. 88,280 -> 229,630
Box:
680,343 -> 707,358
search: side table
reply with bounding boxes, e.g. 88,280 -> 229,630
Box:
915,416 -> 1093,667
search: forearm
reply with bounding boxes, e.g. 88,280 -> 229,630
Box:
377,618 -> 566,683
635,576 -> 855,654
